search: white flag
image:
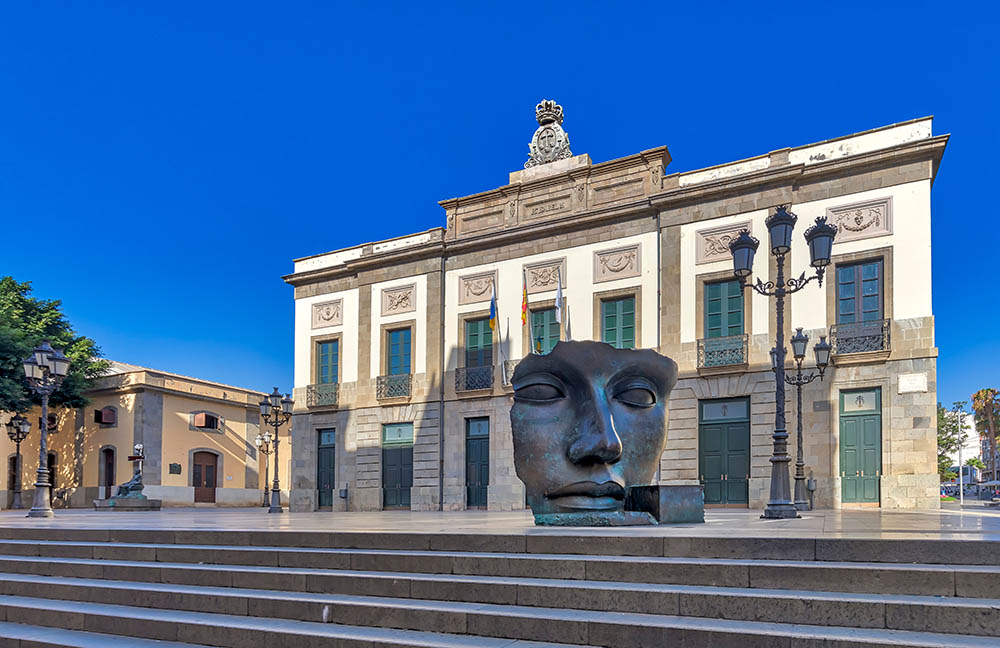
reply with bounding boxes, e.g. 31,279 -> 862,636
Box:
554,267 -> 563,323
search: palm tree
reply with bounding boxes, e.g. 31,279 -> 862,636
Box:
972,388 -> 1000,481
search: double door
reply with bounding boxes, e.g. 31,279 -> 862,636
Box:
193,452 -> 217,503
317,429 -> 336,508
465,418 -> 489,509
840,389 -> 881,504
382,446 -> 412,508
699,398 -> 750,507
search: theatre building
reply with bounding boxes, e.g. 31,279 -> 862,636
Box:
1,362 -> 285,508
285,102 -> 946,512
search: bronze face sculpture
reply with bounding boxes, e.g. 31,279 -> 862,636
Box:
510,340 -> 678,525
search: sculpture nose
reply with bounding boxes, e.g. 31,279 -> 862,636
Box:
568,399 -> 623,466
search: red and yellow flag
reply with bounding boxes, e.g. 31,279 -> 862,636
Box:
521,269 -> 528,325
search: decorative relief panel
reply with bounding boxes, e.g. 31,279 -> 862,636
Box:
827,197 -> 892,244
594,245 -> 641,283
380,284 -> 416,316
695,221 -> 751,265
311,299 -> 343,329
458,271 -> 497,306
590,175 -> 645,206
524,258 -> 567,295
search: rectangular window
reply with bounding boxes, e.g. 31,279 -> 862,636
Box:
837,260 -> 883,324
704,280 -> 743,338
387,328 -> 412,375
601,296 -> 636,349
382,422 -> 414,446
530,308 -> 559,355
316,340 -> 339,384
318,428 -> 336,446
465,318 -> 492,367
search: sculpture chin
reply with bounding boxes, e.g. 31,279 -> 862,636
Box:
547,495 -> 622,511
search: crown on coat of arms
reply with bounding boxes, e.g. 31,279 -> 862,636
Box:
535,100 -> 564,126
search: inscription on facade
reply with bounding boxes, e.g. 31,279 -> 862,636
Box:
594,244 -> 641,283
898,372 -> 928,394
827,197 -> 892,244
381,284 -> 416,316
524,258 -> 566,295
458,271 -> 497,306
696,221 -> 751,265
530,201 -> 566,217
311,299 -> 343,329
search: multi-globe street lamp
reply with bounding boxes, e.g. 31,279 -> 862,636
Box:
21,341 -> 71,518
729,206 -> 837,519
773,328 -> 831,511
254,431 -> 273,507
259,387 -> 293,513
5,414 -> 30,509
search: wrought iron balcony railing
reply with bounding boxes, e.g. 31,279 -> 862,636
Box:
502,360 -> 519,386
376,374 -> 412,399
456,365 -> 494,392
830,319 -> 890,355
306,382 -> 339,408
697,334 -> 749,369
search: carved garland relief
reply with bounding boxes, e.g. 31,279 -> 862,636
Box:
458,271 -> 498,306
827,197 -> 892,244
695,221 -> 751,265
594,244 -> 641,283
524,258 -> 567,295
380,284 -> 416,316
311,299 -> 343,329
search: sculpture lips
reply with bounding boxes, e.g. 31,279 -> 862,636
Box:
546,481 -> 625,500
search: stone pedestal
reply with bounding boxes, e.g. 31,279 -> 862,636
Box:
626,485 -> 705,524
93,498 -> 161,511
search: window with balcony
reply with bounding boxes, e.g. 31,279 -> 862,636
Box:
308,339 -> 340,408
831,259 -> 889,355
530,308 -> 559,355
698,279 -> 747,369
378,327 -> 413,399
458,318 -> 493,391
601,296 -> 635,350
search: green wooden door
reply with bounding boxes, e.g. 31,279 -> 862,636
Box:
465,417 -> 489,508
317,429 -> 335,508
704,280 -> 743,338
382,423 -> 413,509
601,297 -> 635,349
698,398 -> 750,506
465,319 -> 492,367
840,389 -> 881,504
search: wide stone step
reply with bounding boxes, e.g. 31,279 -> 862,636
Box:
0,556 -> 996,636
0,590 -> 994,648
1,529 -> 998,564
0,539 -> 995,597
0,572 -> 998,643
0,621 -> 212,648
0,595 -> 593,648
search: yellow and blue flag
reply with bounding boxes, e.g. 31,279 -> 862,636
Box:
488,285 -> 498,331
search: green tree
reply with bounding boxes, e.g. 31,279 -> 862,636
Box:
937,402 -> 966,481
966,456 -> 986,471
972,389 -> 1000,481
0,276 -> 110,412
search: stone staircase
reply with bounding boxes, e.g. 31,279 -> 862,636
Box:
0,527 -> 995,647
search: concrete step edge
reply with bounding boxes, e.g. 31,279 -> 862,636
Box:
0,620 -> 211,647
0,572 -> 997,640
0,592 -> 994,648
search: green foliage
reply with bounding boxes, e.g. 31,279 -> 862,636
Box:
937,402 -> 967,481
966,456 -> 986,470
972,388 -> 1000,480
0,276 -> 110,411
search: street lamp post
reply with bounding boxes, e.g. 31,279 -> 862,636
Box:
775,328 -> 831,511
259,387 -> 293,514
21,341 -> 71,518
5,415 -> 30,509
729,206 -> 837,519
254,432 -> 272,507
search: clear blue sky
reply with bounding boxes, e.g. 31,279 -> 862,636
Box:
1,2 -> 996,406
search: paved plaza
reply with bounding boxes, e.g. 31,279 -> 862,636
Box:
1,505 -> 999,540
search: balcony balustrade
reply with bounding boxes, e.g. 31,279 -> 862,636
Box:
697,334 -> 749,369
376,374 -> 412,400
306,382 -> 339,408
455,365 -> 494,392
830,319 -> 891,356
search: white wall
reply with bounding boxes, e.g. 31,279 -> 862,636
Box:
370,274 -> 428,377
293,288 -> 360,389
444,231 -> 659,367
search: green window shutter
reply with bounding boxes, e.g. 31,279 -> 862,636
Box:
705,281 -> 742,338
388,328 -> 411,375
317,340 -> 339,384
837,260 -> 883,324
465,318 -> 492,367
602,297 -> 635,349
530,308 -> 559,355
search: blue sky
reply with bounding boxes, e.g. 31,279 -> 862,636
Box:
0,2 -> 997,407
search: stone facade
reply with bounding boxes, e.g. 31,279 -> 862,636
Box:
286,108 -> 946,513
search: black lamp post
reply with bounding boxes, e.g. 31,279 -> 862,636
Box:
259,387 -> 293,513
729,207 -> 837,519
254,432 -> 272,507
775,328 -> 831,511
5,414 -> 30,509
21,341 -> 71,518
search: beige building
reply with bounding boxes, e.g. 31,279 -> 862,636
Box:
285,103 -> 945,512
1,362 -> 288,508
